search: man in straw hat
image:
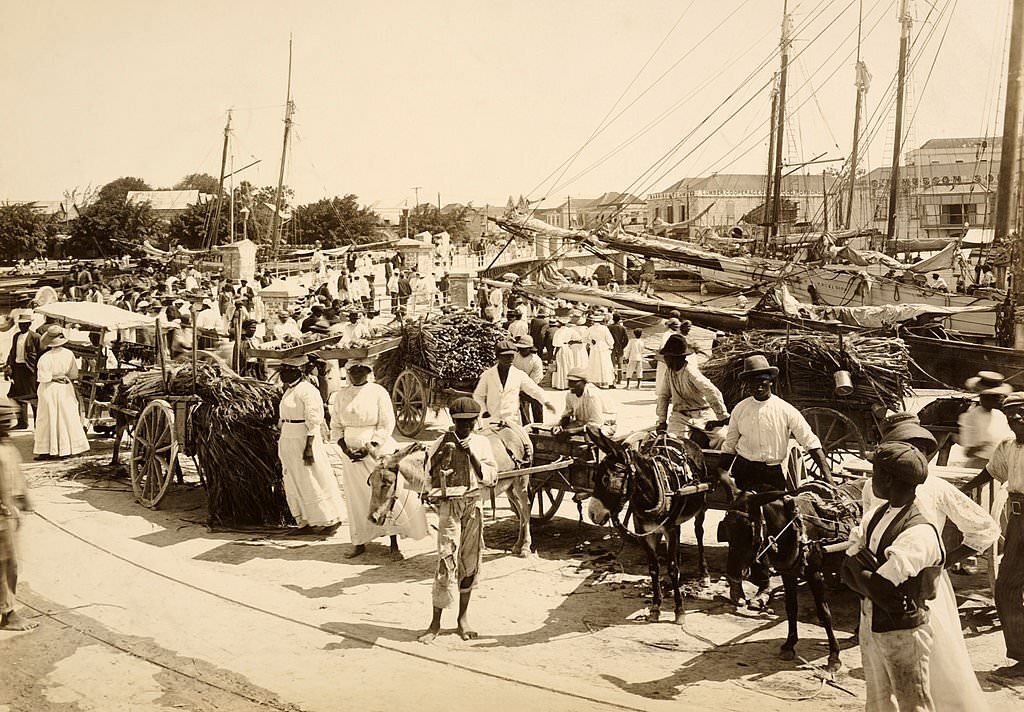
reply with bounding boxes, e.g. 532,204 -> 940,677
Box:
719,353 -> 832,608
655,333 -> 728,439
473,340 -> 554,428
866,411 -> 999,707
973,391 -> 1024,680
3,312 -> 40,430
512,336 -> 544,425
957,370 -> 1013,469
420,397 -> 498,643
842,442 -> 944,711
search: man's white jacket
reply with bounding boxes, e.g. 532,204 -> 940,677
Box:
473,364 -> 548,425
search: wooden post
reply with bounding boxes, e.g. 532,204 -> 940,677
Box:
191,305 -> 199,394
155,317 -> 169,392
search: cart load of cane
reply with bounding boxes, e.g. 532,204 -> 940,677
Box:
376,312 -> 508,390
703,331 -> 911,411
115,363 -> 291,527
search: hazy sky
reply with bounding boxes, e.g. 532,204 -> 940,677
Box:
0,0 -> 1010,217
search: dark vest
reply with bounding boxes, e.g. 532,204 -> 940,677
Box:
864,503 -> 944,633
429,431 -> 479,496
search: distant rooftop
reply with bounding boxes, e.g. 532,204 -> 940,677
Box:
917,136 -> 1000,151
125,189 -> 213,211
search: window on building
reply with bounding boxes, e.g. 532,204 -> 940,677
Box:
940,203 -> 976,226
679,205 -> 687,222
654,207 -> 661,221
666,205 -> 674,223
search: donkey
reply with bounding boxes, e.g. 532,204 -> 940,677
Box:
587,427 -> 712,625
367,426 -> 533,556
731,479 -> 865,672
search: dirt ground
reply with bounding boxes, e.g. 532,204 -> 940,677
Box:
2,386 -> 1023,711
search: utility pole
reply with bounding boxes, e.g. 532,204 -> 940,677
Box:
822,172 -> 829,233
886,0 -> 912,243
411,186 -> 421,208
846,0 -> 868,228
770,3 -> 791,239
206,110 -> 231,249
270,37 -> 294,257
995,0 -> 1024,242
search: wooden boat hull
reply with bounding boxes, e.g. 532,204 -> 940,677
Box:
904,334 -> 1024,389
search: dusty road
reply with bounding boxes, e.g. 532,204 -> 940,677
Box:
2,385 -> 1021,712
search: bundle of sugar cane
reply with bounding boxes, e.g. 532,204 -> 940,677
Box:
703,331 -> 910,411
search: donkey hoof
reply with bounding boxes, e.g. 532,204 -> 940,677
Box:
674,611 -> 686,626
778,646 -> 796,661
647,608 -> 661,623
825,657 -> 842,673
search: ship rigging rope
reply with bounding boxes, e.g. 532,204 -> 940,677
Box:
548,0 -> 850,203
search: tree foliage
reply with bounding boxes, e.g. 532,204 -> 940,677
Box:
67,199 -> 163,258
292,195 -> 380,247
0,203 -> 53,259
95,176 -> 151,207
173,173 -> 222,196
403,203 -> 470,241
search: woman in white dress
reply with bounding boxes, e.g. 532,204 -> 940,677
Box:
550,319 -> 575,390
34,326 -> 89,459
569,314 -> 590,370
330,357 -> 427,559
585,313 -> 615,388
276,356 -> 345,532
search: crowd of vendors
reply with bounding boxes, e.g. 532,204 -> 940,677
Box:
1,250 -> 1023,710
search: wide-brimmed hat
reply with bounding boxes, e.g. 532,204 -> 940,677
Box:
567,367 -> 588,382
659,333 -> 693,357
513,335 -> 535,349
665,318 -> 681,329
1002,392 -> 1024,411
449,397 -> 482,419
965,371 -> 1013,396
739,354 -> 779,379
16,311 -> 33,324
40,324 -> 67,349
346,357 -> 373,370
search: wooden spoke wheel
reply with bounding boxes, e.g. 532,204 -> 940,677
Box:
798,407 -> 867,481
528,480 -> 565,522
130,399 -> 180,509
392,369 -> 429,437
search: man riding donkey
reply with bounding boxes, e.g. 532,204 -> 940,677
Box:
717,354 -> 834,609
420,398 -> 498,643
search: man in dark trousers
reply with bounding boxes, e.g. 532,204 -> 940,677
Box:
529,309 -> 550,362
608,312 -> 629,385
3,313 -> 40,429
397,271 -> 413,309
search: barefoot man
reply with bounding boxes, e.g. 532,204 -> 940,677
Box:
420,397 -> 497,642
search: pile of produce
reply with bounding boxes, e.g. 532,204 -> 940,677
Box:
702,331 -> 911,411
376,312 -> 508,391
255,332 -> 342,352
116,364 -> 291,527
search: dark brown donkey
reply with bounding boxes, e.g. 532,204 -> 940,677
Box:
734,479 -> 865,672
587,428 -> 713,625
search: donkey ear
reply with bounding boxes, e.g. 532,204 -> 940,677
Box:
745,490 -> 788,509
586,425 -> 621,457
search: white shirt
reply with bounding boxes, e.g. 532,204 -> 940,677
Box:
862,475 -> 1000,553
624,338 -> 645,361
278,380 -> 324,437
472,364 -> 549,425
340,321 -> 372,343
563,383 -> 607,428
13,331 -> 28,363
987,436 -> 1024,493
272,318 -> 303,341
723,394 -> 822,465
508,319 -> 530,339
847,504 -> 943,586
329,382 -> 395,449
958,405 -> 1012,461
195,308 -> 221,332
656,362 -> 728,421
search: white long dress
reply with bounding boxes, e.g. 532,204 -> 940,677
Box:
586,323 -> 615,386
277,380 -> 345,527
34,346 -> 89,456
551,325 -> 578,390
329,382 -> 428,545
863,478 -> 998,711
569,324 -> 589,369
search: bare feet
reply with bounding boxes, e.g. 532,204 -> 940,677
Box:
0,611 -> 38,632
389,549 -> 404,562
749,587 -> 771,611
417,626 -> 440,643
346,544 -> 366,559
457,617 -> 478,640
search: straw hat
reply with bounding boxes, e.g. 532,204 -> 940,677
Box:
738,354 -> 778,379
346,357 -> 373,370
1002,392 -> 1024,411
567,367 -> 589,382
513,335 -> 535,349
40,324 -> 67,350
964,371 -> 1013,396
16,312 -> 33,324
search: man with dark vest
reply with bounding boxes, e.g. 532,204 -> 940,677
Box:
4,313 -> 40,429
419,397 -> 497,643
842,442 -> 944,711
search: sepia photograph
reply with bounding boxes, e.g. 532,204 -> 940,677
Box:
2,1 -> 1023,710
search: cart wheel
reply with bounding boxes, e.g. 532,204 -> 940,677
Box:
130,399 -> 180,509
528,481 -> 565,522
392,369 -> 428,437
799,407 -> 867,481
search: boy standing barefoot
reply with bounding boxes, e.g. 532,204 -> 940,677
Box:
419,398 -> 497,642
